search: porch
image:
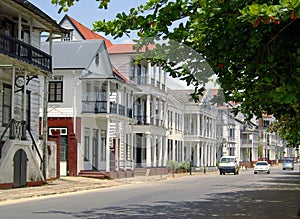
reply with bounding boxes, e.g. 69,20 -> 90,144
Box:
0,32 -> 52,72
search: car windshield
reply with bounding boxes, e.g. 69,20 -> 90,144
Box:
221,158 -> 235,163
256,162 -> 267,165
284,159 -> 293,163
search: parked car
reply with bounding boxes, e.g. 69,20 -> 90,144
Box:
283,158 -> 294,170
218,156 -> 240,175
254,161 -> 270,174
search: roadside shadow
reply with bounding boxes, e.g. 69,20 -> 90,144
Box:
34,188 -> 300,218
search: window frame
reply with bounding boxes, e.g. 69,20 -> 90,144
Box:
2,84 -> 12,127
48,76 -> 63,102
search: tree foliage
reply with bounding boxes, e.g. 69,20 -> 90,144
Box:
52,0 -> 300,146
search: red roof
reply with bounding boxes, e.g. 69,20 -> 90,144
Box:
67,15 -> 113,48
112,66 -> 129,82
108,44 -> 156,54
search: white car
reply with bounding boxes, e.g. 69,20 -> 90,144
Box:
218,156 -> 240,175
254,161 -> 270,174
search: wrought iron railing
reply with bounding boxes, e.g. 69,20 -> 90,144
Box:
82,100 -> 133,118
0,32 -> 52,72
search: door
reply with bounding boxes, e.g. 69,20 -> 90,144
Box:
13,149 -> 27,188
60,136 -> 68,176
135,134 -> 142,167
92,129 -> 99,170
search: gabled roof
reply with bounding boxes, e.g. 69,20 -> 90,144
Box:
8,0 -> 67,35
41,40 -> 104,69
112,66 -> 129,82
60,15 -> 113,48
171,90 -> 204,105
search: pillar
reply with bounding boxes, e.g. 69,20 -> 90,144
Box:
146,134 -> 151,167
106,119 -> 111,172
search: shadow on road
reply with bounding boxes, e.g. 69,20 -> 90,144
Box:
34,171 -> 300,219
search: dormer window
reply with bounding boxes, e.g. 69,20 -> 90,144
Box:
63,30 -> 73,41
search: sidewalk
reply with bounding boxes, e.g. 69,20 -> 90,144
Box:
0,172 -> 208,204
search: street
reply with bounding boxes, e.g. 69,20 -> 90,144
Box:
0,164 -> 299,219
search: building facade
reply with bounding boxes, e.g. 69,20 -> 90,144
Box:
0,0 -> 66,188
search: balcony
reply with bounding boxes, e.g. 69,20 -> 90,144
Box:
82,100 -> 133,118
0,32 -> 51,72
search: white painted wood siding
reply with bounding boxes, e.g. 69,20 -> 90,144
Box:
109,54 -> 131,80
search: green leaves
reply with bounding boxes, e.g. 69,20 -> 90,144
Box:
50,0 -> 300,146
239,0 -> 300,27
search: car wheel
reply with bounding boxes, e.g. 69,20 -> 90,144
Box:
267,171 -> 270,174
291,168 -> 294,170
254,172 -> 257,174
220,172 -> 222,175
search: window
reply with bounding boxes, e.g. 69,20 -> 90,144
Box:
229,128 -> 235,138
84,128 -> 90,161
100,130 -> 106,161
60,136 -> 68,161
2,84 -> 11,126
130,60 -> 135,81
49,75 -> 63,102
63,30 -> 73,41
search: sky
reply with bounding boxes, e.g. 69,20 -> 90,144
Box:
29,0 -> 147,43
28,0 -> 215,90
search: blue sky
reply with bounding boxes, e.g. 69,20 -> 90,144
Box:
29,0 -> 147,42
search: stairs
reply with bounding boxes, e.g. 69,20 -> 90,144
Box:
78,170 -> 110,179
134,168 -> 148,176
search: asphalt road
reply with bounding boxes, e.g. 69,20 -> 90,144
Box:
0,164 -> 299,219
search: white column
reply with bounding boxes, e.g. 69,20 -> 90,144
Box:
200,142 -> 204,167
197,114 -> 200,136
158,136 -> 163,167
106,119 -> 111,172
152,135 -> 157,167
163,69 -> 167,92
196,142 -> 200,167
158,99 -> 162,126
152,96 -> 156,125
181,141 -> 185,162
11,67 -> 15,119
131,133 -> 134,169
164,101 -> 167,128
163,137 -> 168,166
204,143 -> 208,166
22,71 -> 27,121
146,134 -> 152,167
107,81 -> 110,113
158,66 -> 162,89
212,143 -> 216,166
147,62 -> 151,84
146,95 -> 151,124
115,122 -> 120,171
172,140 -> 175,161
209,144 -> 212,166
153,65 -> 157,87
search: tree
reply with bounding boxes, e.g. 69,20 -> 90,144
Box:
52,0 -> 300,146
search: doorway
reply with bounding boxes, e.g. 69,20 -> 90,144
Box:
13,149 -> 27,188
